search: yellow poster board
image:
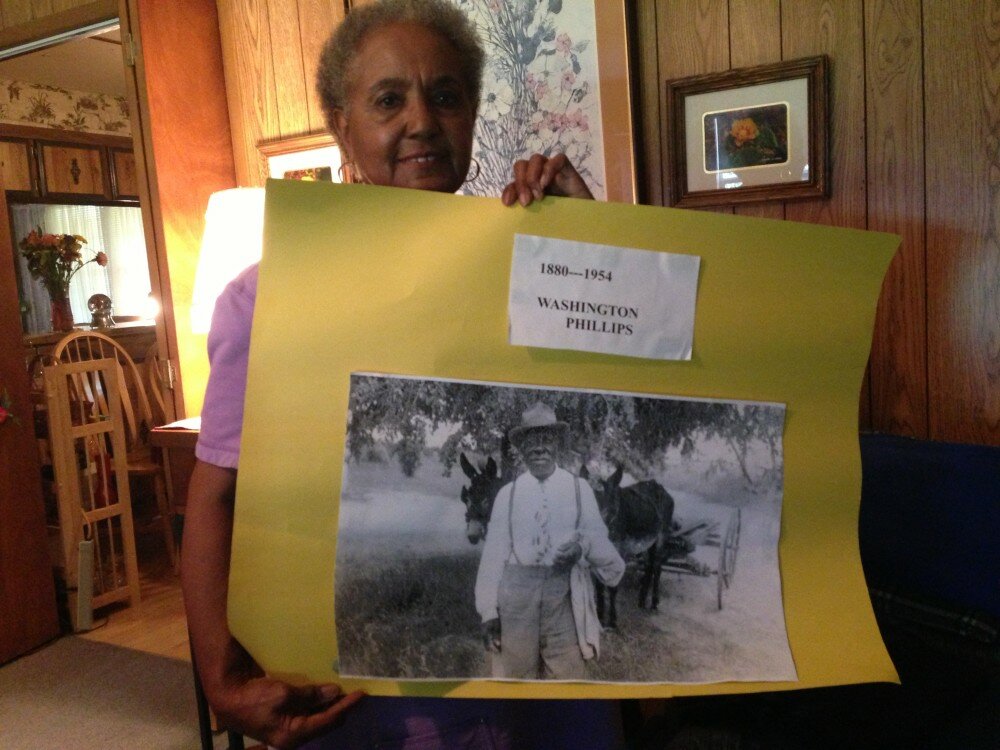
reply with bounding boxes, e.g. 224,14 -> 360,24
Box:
230,178 -> 900,698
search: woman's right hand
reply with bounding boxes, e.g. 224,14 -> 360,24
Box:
182,460 -> 365,748
501,153 -> 594,207
208,646 -> 364,749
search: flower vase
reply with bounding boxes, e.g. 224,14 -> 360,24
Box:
49,293 -> 75,332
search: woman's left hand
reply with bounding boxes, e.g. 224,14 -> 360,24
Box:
501,153 -> 594,207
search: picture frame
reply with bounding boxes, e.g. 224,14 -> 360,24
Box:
594,1 -> 637,203
257,132 -> 349,183
664,55 -> 829,208
455,1 -> 637,203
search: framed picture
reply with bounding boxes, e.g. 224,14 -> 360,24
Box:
257,132 -> 349,183
665,56 -> 829,208
594,1 -> 637,203
455,1 -> 637,203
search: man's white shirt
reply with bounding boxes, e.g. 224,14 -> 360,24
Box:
475,466 -> 625,621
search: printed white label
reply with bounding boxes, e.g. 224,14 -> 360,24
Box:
508,234 -> 700,360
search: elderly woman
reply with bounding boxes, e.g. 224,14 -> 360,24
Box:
182,1 -> 618,748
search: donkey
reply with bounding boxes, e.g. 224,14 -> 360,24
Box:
459,454 -> 502,544
459,437 -> 516,544
583,465 -> 675,629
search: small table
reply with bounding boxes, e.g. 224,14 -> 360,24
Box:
149,417 -> 242,747
150,417 -> 200,521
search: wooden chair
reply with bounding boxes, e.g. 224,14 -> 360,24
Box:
143,341 -> 171,427
43,358 -> 141,628
53,331 -> 178,572
27,353 -> 56,467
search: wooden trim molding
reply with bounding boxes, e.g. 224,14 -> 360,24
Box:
0,124 -> 132,150
257,131 -> 337,159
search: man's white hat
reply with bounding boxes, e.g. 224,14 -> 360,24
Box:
508,402 -> 569,447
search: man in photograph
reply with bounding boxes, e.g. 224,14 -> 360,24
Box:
475,403 -> 625,679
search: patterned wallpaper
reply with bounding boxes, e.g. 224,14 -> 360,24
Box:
0,78 -> 130,136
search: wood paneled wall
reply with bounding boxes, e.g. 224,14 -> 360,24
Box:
129,0 -> 238,417
923,1 -> 1000,444
10,0 -> 993,444
635,0 -> 999,446
215,0 -> 348,186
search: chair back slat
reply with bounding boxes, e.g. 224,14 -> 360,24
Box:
53,331 -> 156,455
144,342 -> 170,426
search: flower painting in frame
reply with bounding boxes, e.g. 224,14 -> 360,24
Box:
453,0 -> 636,203
665,56 -> 830,208
703,103 -> 789,172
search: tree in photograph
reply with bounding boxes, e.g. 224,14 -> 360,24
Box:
345,376 -> 782,483
699,402 -> 785,491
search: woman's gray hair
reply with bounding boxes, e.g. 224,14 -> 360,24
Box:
316,0 -> 484,129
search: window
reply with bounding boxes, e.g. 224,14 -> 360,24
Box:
12,203 -> 150,334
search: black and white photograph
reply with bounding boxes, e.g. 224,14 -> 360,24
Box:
335,374 -> 795,684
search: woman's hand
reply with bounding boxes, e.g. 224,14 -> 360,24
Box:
209,646 -> 364,749
501,153 -> 594,207
182,460 -> 365,748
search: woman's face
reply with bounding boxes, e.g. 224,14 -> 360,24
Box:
332,22 -> 477,193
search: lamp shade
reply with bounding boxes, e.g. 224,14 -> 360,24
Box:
190,187 -> 265,334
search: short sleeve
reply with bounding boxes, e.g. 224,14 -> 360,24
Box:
195,264 -> 258,469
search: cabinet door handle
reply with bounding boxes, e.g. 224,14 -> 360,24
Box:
70,158 -> 82,185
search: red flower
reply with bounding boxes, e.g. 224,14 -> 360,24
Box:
96,251 -> 109,267
0,388 -> 15,426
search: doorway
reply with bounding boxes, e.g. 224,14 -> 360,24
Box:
0,18 -> 182,651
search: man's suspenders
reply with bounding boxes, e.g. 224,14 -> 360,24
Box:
506,473 -> 582,565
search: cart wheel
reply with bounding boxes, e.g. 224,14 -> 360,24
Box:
716,508 -> 741,610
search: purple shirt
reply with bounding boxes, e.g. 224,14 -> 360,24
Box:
195,263 -> 257,468
195,263 -> 625,749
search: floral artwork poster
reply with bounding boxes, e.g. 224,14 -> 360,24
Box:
453,0 -> 608,200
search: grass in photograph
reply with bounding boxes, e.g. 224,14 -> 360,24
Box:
336,551 -> 740,683
337,553 -> 487,679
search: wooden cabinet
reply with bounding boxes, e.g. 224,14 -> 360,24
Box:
0,127 -> 137,203
40,142 -> 107,198
111,148 -> 139,199
0,139 -> 34,191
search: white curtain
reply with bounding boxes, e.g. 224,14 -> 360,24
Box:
11,204 -> 150,334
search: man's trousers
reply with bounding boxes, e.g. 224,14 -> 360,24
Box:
495,563 -> 585,679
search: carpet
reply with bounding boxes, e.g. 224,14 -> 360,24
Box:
0,635 -> 213,749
